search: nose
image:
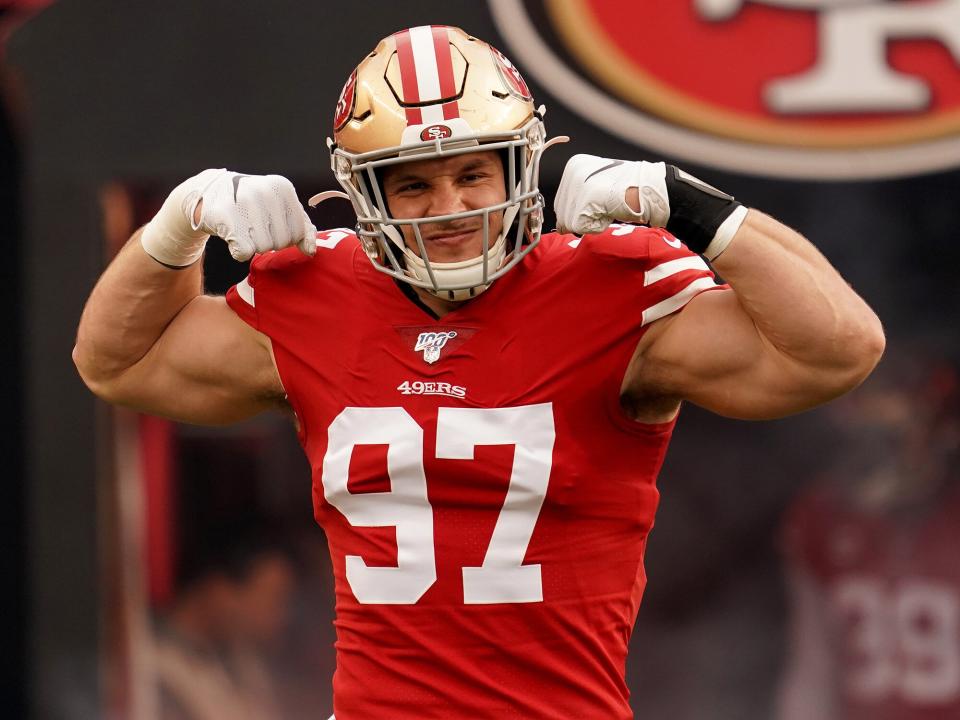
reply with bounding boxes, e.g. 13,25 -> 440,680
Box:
426,180 -> 468,218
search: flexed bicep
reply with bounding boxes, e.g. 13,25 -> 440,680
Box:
627,274 -> 874,420
99,295 -> 286,425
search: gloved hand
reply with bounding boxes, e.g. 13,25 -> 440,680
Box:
554,154 -> 747,260
554,154 -> 670,236
141,169 -> 317,267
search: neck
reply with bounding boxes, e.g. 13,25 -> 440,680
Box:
413,286 -> 465,318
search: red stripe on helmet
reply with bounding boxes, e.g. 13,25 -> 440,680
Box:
431,27 -> 456,97
432,26 -> 460,120
394,29 -> 422,125
441,101 -> 459,121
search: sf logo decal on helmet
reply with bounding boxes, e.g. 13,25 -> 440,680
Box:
490,0 -> 960,179
420,124 -> 453,141
333,68 -> 358,132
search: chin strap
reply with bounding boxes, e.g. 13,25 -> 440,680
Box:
308,190 -> 350,207
542,135 -> 570,152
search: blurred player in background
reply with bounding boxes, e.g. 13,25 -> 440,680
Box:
778,350 -> 960,720
73,25 -> 884,719
154,527 -> 295,720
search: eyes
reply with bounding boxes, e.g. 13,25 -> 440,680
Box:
394,181 -> 428,194
390,171 -> 493,196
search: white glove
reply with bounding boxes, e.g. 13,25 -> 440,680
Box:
554,154 -> 669,236
141,169 -> 317,266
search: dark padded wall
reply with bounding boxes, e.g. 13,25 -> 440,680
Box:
0,19 -> 25,717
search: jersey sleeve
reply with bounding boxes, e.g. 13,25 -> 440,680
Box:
224,228 -> 356,331
638,227 -> 722,325
571,223 -> 723,326
224,255 -> 266,330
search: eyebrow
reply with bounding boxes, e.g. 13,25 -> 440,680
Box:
384,171 -> 425,186
384,158 -> 494,187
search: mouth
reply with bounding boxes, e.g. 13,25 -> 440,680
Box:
423,227 -> 481,247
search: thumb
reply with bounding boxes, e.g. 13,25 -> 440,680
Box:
297,214 -> 318,257
223,229 -> 256,262
574,214 -> 610,236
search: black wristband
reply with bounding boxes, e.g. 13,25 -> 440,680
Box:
663,165 -> 742,255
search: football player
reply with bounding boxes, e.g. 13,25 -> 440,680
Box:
778,354 -> 960,720
73,26 -> 884,720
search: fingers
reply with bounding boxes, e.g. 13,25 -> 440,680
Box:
266,175 -> 317,257
204,172 -> 318,260
555,154 -> 659,235
555,154 -> 608,234
256,183 -> 287,255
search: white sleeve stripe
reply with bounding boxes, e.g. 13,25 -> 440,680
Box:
236,277 -> 255,307
642,277 -> 717,326
644,256 -> 710,286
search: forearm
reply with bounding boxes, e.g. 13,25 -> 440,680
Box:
713,210 -> 884,376
73,228 -> 203,387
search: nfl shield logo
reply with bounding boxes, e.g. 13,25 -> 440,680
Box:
414,331 -> 458,364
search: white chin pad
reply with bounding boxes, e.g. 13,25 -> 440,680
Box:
404,235 -> 508,300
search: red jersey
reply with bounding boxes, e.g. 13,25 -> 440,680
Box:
226,225 -> 719,719
783,483 -> 960,720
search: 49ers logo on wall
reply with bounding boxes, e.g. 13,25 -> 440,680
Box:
489,0 -> 960,179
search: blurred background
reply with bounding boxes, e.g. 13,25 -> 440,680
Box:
2,1 -> 958,718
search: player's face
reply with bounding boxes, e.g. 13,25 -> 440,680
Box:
382,151 -> 507,263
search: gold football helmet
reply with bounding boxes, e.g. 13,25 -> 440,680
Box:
312,25 -> 566,300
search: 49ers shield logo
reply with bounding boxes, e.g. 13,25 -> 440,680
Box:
490,0 -> 960,179
420,124 -> 453,141
333,68 -> 358,131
